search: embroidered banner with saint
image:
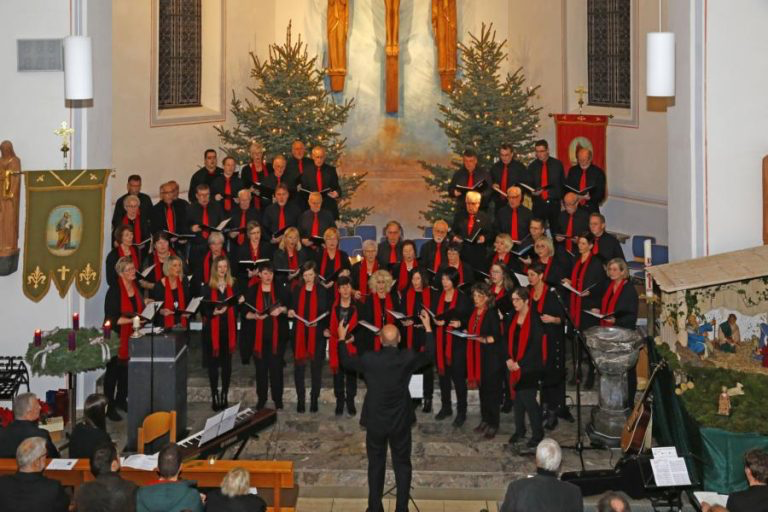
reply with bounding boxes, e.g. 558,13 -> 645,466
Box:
23,169 -> 109,301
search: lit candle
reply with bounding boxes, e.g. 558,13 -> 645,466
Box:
73,312 -> 79,331
132,315 -> 141,330
34,329 -> 42,346
68,330 -> 76,351
103,320 -> 111,339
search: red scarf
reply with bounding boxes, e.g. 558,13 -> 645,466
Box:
201,205 -> 210,239
372,293 -> 394,351
152,251 -> 171,282
162,276 -> 187,329
237,209 -> 248,245
466,308 -> 486,389
540,160 -> 549,200
435,291 -> 459,375
358,259 -> 378,300
509,207 -> 518,240
579,168 -> 588,206
389,243 -> 398,264
534,288 -> 549,363
541,257 -> 553,282
247,243 -> 262,287
569,254 -> 592,328
311,212 -> 319,236
123,214 -> 142,246
294,286 -> 319,363
224,176 -> 233,211
253,285 -> 278,357
493,252 -> 510,266
493,284 -> 506,300
398,260 -> 414,292
203,250 -> 226,285
432,241 -> 442,272
321,249 -> 341,276
467,214 -> 475,235
278,205 -> 286,230
210,285 -> 236,357
405,287 -> 431,349
119,245 -> 140,273
329,302 -> 358,374
507,308 -> 532,398
118,278 -> 142,360
165,204 -> 175,232
500,163 -> 508,193
315,165 -> 323,191
565,214 -> 575,252
600,279 -> 627,326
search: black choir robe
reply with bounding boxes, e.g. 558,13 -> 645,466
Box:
151,200 -> 189,237
314,249 -> 352,286
140,252 -> 188,288
112,192 -> 153,228
262,202 -> 301,240
555,208 -> 590,256
418,239 -> 449,278
566,254 -> 608,329
200,283 -> 242,364
235,239 -> 273,282
151,277 -> 192,328
435,262 -> 476,291
261,172 -> 298,203
285,156 -> 312,185
290,284 -> 331,359
506,311 -> 545,389
240,162 -> 272,190
448,166 -> 493,210
358,291 -> 401,353
471,307 -> 506,383
105,247 -> 142,288
350,259 -> 379,297
298,209 -> 336,242
272,248 -> 310,290
113,214 -> 152,261
601,280 -> 639,330
495,204 -> 533,242
376,240 -> 404,267
451,210 -> 494,270
240,283 -> 290,364
188,166 -> 223,203
187,202 -> 225,247
211,174 -> 245,215
490,159 -> 529,207
592,232 -> 625,264
565,164 -> 606,213
299,163 -> 341,219
228,205 -> 262,248
528,156 -> 565,202
398,287 -> 432,351
532,288 -> 566,385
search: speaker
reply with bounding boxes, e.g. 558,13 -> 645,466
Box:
17,39 -> 63,71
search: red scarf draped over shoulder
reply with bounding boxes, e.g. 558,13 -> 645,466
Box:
329,303 -> 358,374
405,287 -> 431,350
119,245 -> 140,273
204,250 -> 227,285
569,254 -> 592,328
253,285 -> 278,358
294,286 -> 318,363
466,308 -> 487,389
397,261 -> 414,292
534,289 -> 549,364
372,293 -> 394,351
210,285 -> 236,357
162,276 -> 187,329
118,278 -> 142,360
435,291 -> 459,375
507,308 -> 531,398
600,279 -> 627,327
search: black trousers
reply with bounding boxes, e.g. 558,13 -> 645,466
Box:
438,362 -> 467,414
422,365 -> 434,400
294,339 -> 326,403
333,368 -> 357,404
208,342 -> 232,396
501,367 -> 513,404
479,370 -> 502,428
254,343 -> 285,406
541,379 -> 566,411
366,427 -> 412,512
514,386 -> 543,441
103,357 -> 128,405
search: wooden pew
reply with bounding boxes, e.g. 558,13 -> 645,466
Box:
0,459 -> 296,512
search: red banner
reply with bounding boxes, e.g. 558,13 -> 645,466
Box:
553,114 -> 609,172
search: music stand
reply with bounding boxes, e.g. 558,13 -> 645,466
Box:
382,484 -> 420,512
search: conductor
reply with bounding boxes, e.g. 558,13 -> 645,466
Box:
338,310 -> 435,512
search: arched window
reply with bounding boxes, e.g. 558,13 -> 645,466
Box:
588,0 -> 631,108
158,0 -> 202,109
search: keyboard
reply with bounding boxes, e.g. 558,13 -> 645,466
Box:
178,407 -> 277,460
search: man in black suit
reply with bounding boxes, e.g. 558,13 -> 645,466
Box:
299,192 -> 335,252
151,181 -> 190,250
377,220 -> 404,267
448,148 -> 493,211
112,174 -> 153,227
300,145 -> 342,219
338,311 -> 435,512
0,392 -> 59,458
418,219 -> 449,278
0,437 -> 69,512
262,184 -> 301,245
589,213 -> 625,263
74,443 -> 138,512
500,438 -> 583,512
491,143 -> 528,210
286,139 -> 313,184
528,139 -> 565,231
452,190 -> 493,270
565,147 -> 606,214
188,148 -> 223,203
495,185 -> 532,243
724,448 -> 768,512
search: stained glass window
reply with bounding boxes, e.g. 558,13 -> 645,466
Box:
588,0 -> 631,108
158,0 -> 201,109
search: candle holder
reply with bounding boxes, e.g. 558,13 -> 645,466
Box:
131,316 -> 142,338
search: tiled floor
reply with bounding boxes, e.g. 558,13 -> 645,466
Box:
296,498 -> 498,512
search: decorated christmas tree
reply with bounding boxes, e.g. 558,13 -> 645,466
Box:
216,23 -> 373,228
420,23 -> 541,224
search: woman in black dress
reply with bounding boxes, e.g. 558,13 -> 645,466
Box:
325,276 -> 360,416
360,270 -> 401,354
272,227 -> 308,292
399,269 -> 434,412
152,255 -> 192,330
235,220 -> 273,287
69,393 -> 113,458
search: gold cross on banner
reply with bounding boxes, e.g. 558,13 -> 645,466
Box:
57,265 -> 71,280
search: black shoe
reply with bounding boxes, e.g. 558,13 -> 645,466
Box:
557,406 -> 575,423
297,401 -> 306,413
527,437 -> 543,449
508,432 -> 525,444
115,400 -> 128,412
484,427 -> 498,440
274,401 -> 284,410
452,413 -> 466,427
474,422 -> 488,433
255,401 -> 267,411
422,399 -> 432,413
544,409 -> 559,431
435,407 -> 453,420
501,399 -> 514,414
346,400 -> 357,416
211,391 -> 220,411
106,405 -> 123,422
222,392 -> 229,409
310,398 -> 319,413
585,371 -> 595,390
335,401 -> 344,416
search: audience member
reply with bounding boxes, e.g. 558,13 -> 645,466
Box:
74,442 -> 138,512
69,393 -> 113,459
597,491 -> 631,512
0,392 -> 59,458
136,443 -> 205,512
0,437 -> 69,511
204,466 -> 267,512
725,448 -> 768,512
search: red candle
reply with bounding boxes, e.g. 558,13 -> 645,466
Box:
73,312 -> 80,331
68,330 -> 76,351
34,329 -> 42,346
104,320 -> 111,339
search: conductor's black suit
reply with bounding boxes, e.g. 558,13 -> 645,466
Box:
339,329 -> 435,512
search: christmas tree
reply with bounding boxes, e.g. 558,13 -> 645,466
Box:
420,23 -> 541,224
216,22 -> 373,228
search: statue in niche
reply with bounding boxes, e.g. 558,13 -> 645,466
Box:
432,0 -> 457,92
327,0 -> 349,92
0,140 -> 21,276
384,0 -> 400,113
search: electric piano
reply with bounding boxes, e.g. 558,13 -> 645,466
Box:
177,407 -> 277,460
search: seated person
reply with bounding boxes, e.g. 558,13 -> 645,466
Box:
597,491 -> 631,512
136,443 -> 204,512
69,393 -> 113,459
0,392 -> 59,458
500,438 -> 583,512
724,448 -> 768,512
686,314 -> 714,355
74,442 -> 138,512
204,466 -> 267,512
0,437 -> 69,512
716,314 -> 740,353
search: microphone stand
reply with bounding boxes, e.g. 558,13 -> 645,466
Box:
548,285 -> 600,472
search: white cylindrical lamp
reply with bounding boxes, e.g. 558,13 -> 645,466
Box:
63,35 -> 93,100
646,32 -> 675,97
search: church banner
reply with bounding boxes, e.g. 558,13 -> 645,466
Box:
23,170 -> 109,302
553,114 -> 609,171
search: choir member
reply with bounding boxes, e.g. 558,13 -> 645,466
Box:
300,146 -> 341,219
235,221 -> 273,286
262,184 -> 300,244
437,241 -> 474,290
555,192 -> 589,258
487,233 -> 516,275
448,148 -> 492,210
527,262 -> 569,430
565,147 -> 606,214
141,231 -> 180,290
393,240 -> 419,293
589,212 -> 625,263
489,262 -> 516,414
112,194 -> 151,262
325,276 -> 359,416
299,192 -> 335,251
228,189 -> 261,249
188,183 -> 225,252
494,186 -> 532,248
103,257 -> 145,420
465,283 -> 504,440
242,263 -> 290,410
105,224 -> 143,288
452,191 -> 493,270
288,261 -> 330,413
523,237 -> 566,287
211,156 -> 244,216
272,227 -> 308,291
561,232 -> 608,389
188,149 -> 223,203
529,218 -> 548,245
528,139 -> 565,230
112,174 -> 153,227
432,267 -> 471,427
152,255 -> 192,330
191,232 -> 228,297
315,227 -> 351,294
201,256 -> 239,411
286,140 -> 312,183
351,239 -> 379,301
360,270 -> 401,353
261,155 -> 297,204
506,287 -> 545,448
491,144 -> 528,210
151,182 -> 189,247
377,220 -> 404,267
418,219 -> 449,280
399,269 -> 434,412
